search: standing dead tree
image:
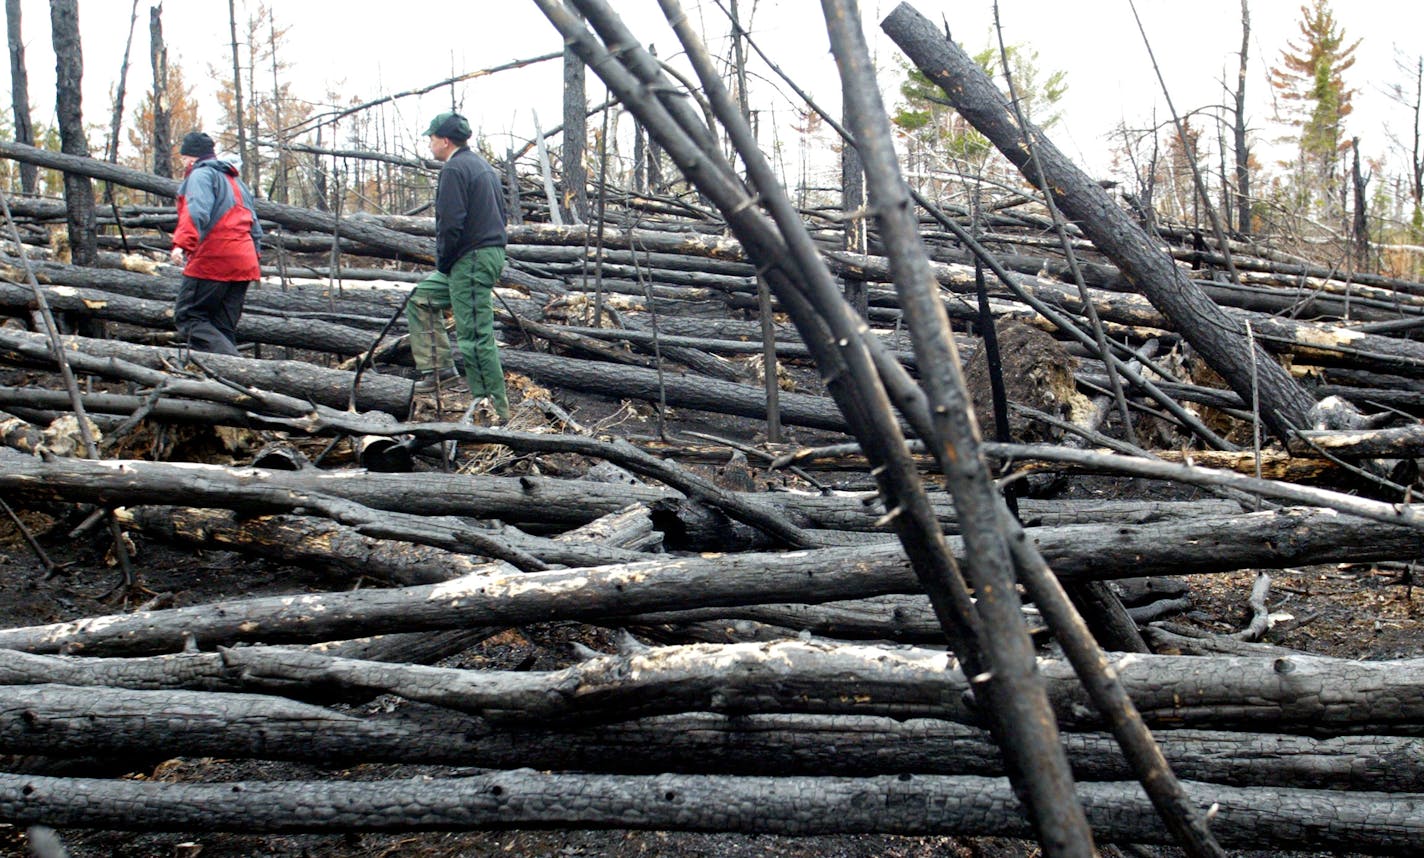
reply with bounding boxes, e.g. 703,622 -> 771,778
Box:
562,3 -> 589,223
48,0 -> 97,267
1233,0 -> 1251,236
148,3 -> 171,181
103,1 -> 141,168
226,0 -> 249,185
4,0 -> 37,195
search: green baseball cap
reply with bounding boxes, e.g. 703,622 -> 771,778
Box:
425,112 -> 472,142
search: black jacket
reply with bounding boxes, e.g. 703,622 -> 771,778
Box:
434,146 -> 507,274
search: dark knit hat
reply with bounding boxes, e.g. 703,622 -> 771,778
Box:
179,131 -> 215,157
424,112 -> 471,143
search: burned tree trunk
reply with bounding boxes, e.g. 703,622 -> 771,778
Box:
0,280 -> 381,356
0,769 -> 1419,852
5,686 -> 1423,792
4,0 -> 36,195
501,350 -> 848,430
48,0 -> 97,267
1352,139 -> 1370,268
1,455 -> 1418,655
103,1 -> 140,168
122,508 -> 500,587
148,2 -> 170,181
226,0 -> 248,186
842,89 -> 868,320
1233,0 -> 1250,237
562,4 -> 588,223
882,2 -> 1320,442
215,643 -> 1424,732
0,327 -> 414,417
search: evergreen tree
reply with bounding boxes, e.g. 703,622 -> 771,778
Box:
892,43 -> 1064,193
1268,0 -> 1359,200
126,61 -> 200,179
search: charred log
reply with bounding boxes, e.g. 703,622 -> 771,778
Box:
1,687 -> 1420,792
0,482 -> 1417,656
0,770 -> 1417,852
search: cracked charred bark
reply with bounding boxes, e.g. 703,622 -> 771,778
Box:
215,642 -> 1424,733
3,463 -> 1415,656
0,770 -> 1418,852
0,327 -> 413,417
49,0 -> 97,269
4,686 -> 1422,792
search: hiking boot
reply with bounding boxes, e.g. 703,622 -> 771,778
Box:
413,367 -> 463,393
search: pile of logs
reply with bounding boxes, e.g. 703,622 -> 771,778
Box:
1,431 -> 1422,851
3,1 -> 1424,854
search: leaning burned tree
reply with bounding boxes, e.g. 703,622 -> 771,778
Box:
533,1 -> 1225,855
881,2 -> 1322,444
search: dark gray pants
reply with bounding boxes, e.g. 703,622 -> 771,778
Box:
175,277 -> 249,356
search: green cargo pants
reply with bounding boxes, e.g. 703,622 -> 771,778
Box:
406,246 -> 508,418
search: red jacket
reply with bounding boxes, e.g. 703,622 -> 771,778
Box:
173,157 -> 262,281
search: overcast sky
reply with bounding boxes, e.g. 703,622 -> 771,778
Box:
3,1 -> 1421,181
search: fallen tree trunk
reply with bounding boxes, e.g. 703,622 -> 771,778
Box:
216,642 -> 1424,733
0,527 -> 1073,645
0,440 -> 1233,536
0,280 -> 381,356
0,387 -> 264,433
1291,423 -> 1424,458
0,494 -> 1416,655
0,636 -> 493,696
2,686 -> 1420,791
1078,370 -> 1424,419
0,770 -> 1417,852
120,508 -> 502,587
12,257 -> 409,319
0,328 -> 413,417
122,459 -> 675,527
120,502 -> 660,588
500,350 -> 847,431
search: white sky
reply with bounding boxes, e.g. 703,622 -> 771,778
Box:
2,1 -> 1421,182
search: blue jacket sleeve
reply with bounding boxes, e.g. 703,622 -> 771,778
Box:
184,170 -> 220,238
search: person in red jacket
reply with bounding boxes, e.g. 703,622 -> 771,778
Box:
169,131 -> 263,356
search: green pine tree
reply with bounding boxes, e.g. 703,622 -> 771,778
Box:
1268,0 -> 1360,207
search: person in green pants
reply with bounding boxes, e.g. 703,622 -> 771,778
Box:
408,112 -> 510,420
